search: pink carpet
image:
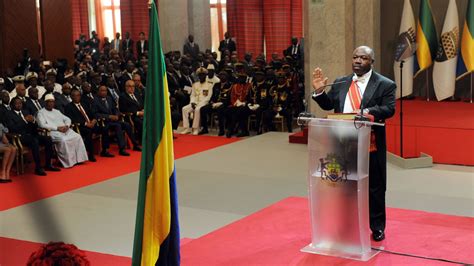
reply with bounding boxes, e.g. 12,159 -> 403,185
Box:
182,197 -> 474,265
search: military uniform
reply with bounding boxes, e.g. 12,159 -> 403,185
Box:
200,81 -> 232,135
241,75 -> 272,134
263,77 -> 293,132
225,77 -> 251,137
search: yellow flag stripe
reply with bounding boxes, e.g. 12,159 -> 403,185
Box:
416,23 -> 433,72
461,21 -> 474,72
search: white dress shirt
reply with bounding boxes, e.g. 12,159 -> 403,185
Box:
343,69 -> 372,113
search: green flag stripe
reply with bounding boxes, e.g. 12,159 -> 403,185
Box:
420,0 -> 438,58
132,2 -> 167,264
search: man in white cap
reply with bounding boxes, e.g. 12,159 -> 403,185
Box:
26,72 -> 46,99
206,64 -> 220,88
181,67 -> 213,135
36,94 -> 88,168
46,69 -> 62,94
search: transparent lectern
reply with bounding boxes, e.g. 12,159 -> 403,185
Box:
300,118 -> 381,261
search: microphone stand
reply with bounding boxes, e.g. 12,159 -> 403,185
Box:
399,60 -> 404,157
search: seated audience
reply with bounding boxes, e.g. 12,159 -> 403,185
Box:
37,94 -> 88,168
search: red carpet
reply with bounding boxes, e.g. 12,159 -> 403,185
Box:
0,237 -> 132,265
182,197 -> 474,265
386,99 -> 474,165
0,135 -> 239,211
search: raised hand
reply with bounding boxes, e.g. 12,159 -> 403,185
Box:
312,67 -> 328,94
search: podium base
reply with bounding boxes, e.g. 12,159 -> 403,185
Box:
301,243 -> 381,261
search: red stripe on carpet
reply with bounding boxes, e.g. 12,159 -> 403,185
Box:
0,135 -> 240,211
182,197 -> 474,265
0,237 -> 131,266
386,99 -> 474,165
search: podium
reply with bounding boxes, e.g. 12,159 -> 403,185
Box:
301,118 -> 381,261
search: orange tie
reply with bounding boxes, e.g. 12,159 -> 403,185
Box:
347,80 -> 361,112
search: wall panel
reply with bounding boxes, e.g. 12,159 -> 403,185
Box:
40,0 -> 74,65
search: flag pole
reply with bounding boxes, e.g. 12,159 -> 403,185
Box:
399,60 -> 405,157
426,69 -> 430,101
470,72 -> 473,104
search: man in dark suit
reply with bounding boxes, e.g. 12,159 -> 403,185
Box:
311,46 -> 396,242
285,37 -> 302,61
81,82 -> 96,110
136,32 -> 148,58
5,97 -> 60,175
64,89 -> 99,161
183,35 -> 200,59
93,85 -> 140,156
119,80 -> 144,143
0,91 -> 11,124
53,83 -> 72,114
121,32 -> 134,57
218,32 -> 236,54
24,87 -> 44,115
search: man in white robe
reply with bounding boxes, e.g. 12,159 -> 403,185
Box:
37,94 -> 88,168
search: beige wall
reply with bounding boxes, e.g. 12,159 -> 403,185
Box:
158,0 -> 189,53
188,0 -> 212,52
303,0 -> 381,117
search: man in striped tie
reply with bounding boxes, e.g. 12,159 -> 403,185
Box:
311,46 -> 396,242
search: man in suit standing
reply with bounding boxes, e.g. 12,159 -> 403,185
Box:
285,37 -> 302,61
183,35 -> 200,60
111,32 -> 121,52
121,32 -> 134,57
5,97 -> 60,175
311,46 -> 396,242
218,32 -> 236,54
136,32 -> 148,58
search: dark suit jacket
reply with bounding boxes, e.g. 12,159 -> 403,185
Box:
218,39 -> 236,53
136,40 -> 148,57
183,42 -> 200,59
93,96 -> 120,121
121,38 -> 134,54
285,44 -> 302,60
24,98 -> 44,115
0,104 -> 11,124
312,70 -> 396,167
5,109 -> 37,135
64,102 -> 95,126
119,92 -> 144,114
53,92 -> 71,114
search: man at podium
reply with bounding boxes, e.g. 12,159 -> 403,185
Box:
311,46 -> 396,241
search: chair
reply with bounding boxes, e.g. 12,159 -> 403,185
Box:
11,128 -> 50,174
273,116 -> 285,132
71,123 -> 102,155
247,114 -> 258,132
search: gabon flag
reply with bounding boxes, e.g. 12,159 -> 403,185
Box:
132,2 -> 180,266
393,0 -> 416,98
432,0 -> 459,101
414,0 -> 438,77
456,0 -> 474,80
